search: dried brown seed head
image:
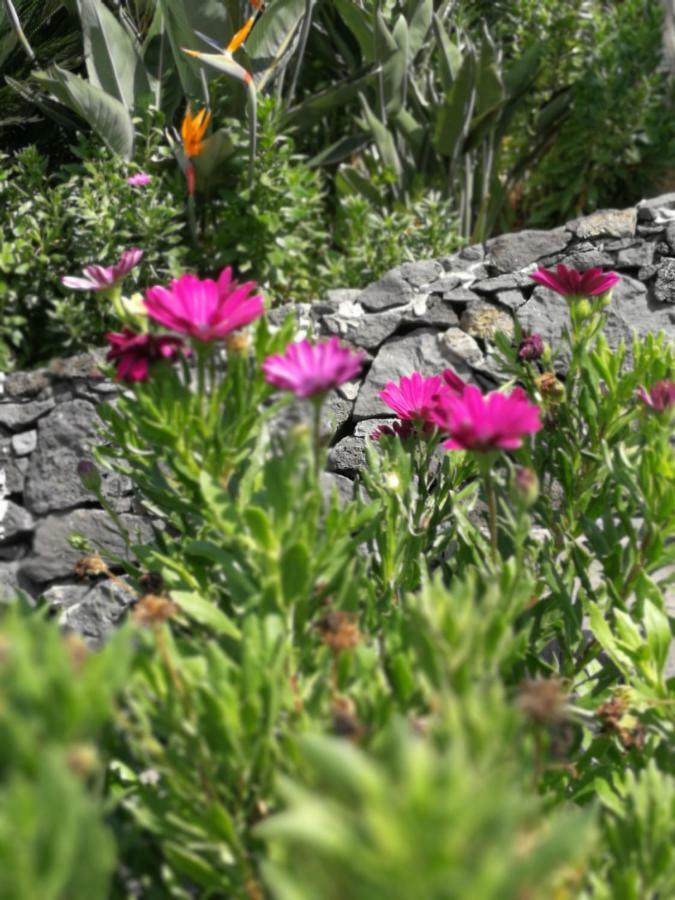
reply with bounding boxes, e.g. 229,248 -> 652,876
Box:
518,678 -> 568,724
73,554 -> 109,579
315,610 -> 361,651
133,594 -> 178,627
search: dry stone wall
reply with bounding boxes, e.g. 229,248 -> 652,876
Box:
2,195 -> 675,645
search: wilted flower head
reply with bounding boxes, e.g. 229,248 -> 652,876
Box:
315,610 -> 361,652
262,338 -> 365,398
61,248 -> 144,292
144,268 -> 264,342
535,372 -> 565,404
133,594 -> 178,627
517,333 -> 545,362
181,105 -> 211,158
430,385 -> 542,452
531,264 -> 620,300
518,678 -> 568,724
127,172 -> 151,186
637,380 -> 675,413
76,459 -> 101,493
513,466 -> 539,507
105,327 -> 189,383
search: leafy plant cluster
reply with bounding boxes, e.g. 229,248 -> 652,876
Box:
0,140 -> 186,370
1,266 -> 673,897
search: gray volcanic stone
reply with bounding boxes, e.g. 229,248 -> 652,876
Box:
426,275 -> 462,294
328,421 -> 384,475
19,509 -> 155,584
461,301 -> 514,341
0,561 -> 22,603
495,289 -> 528,311
654,257 -> 675,303
24,399 -> 132,514
665,222 -> 675,253
403,297 -> 459,329
322,308 -> 401,351
44,578 -> 134,647
0,399 -> 55,431
442,287 -> 482,305
11,429 -> 37,456
617,243 -> 656,269
637,192 -> 675,220
574,208 -> 637,239
555,245 -> 615,270
0,502 -> 34,542
358,271 -> 414,312
485,228 -> 570,273
320,472 -> 356,507
0,446 -> 28,494
473,270 -> 534,293
354,328 -> 482,421
398,260 -> 445,287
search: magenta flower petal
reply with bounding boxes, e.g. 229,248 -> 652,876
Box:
531,264 -> 620,300
262,338 -> 365,398
127,173 -> 151,186
431,385 -> 542,453
143,268 -> 264,342
637,380 -> 675,412
105,328 -> 188,384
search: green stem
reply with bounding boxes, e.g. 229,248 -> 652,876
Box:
483,465 -> 498,567
312,396 -> 323,485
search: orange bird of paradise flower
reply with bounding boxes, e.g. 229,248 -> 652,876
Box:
181,106 -> 212,159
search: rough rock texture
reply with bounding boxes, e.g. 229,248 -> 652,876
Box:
2,194 -> 675,658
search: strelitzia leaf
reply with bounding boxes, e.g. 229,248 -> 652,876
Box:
245,0 -> 306,91
32,65 -> 135,158
76,0 -> 152,112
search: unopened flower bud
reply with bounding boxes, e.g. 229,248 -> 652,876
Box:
225,331 -> 252,355
517,333 -> 544,363
514,467 -> 539,507
574,298 -> 593,321
596,289 -> 613,309
77,459 -> 101,493
384,471 -> 401,492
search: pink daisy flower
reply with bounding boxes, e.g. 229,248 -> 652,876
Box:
530,264 -> 620,299
105,328 -> 189,383
379,372 -> 450,422
61,248 -> 144,292
442,369 -> 469,395
143,268 -> 264,342
127,172 -> 152,186
430,385 -> 542,452
262,338 -> 365,398
636,380 -> 675,413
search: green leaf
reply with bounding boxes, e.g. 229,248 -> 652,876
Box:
76,0 -> 152,111
334,0 -> 374,63
32,66 -> 135,158
284,67 -> 380,126
245,0 -> 306,91
383,15 -> 408,115
336,163 -> 383,204
643,599 -> 671,679
432,50 -> 476,160
359,94 -> 401,175
408,0 -> 433,59
192,129 -> 235,186
244,507 -> 276,553
433,14 -> 462,90
280,543 -> 311,604
158,0 -> 209,104
308,132 -> 370,168
172,590 -> 241,639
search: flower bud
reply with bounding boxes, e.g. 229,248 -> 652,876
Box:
574,298 -> 593,321
517,333 -> 544,363
535,372 -> 565,405
596,289 -> 613,309
513,467 -> 539,507
77,459 -> 101,493
225,331 -> 252,355
384,471 -> 401,492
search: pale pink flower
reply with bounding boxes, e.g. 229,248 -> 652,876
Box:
61,248 -> 144,292
262,338 -> 365,398
143,268 -> 264,342
430,385 -> 542,452
636,380 -> 675,413
531,264 -> 620,299
105,327 -> 189,383
127,172 -> 152,186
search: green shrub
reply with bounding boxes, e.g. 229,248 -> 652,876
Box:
0,140 -> 186,370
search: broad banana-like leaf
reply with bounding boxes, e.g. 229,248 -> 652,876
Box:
383,14 -> 408,115
394,107 -> 425,157
33,65 -> 135,158
432,51 -> 476,161
336,163 -> 383,205
408,0 -> 433,59
433,14 -> 462,90
142,11 -> 183,118
359,95 -> 401,177
283,66 -> 380,126
158,0 -> 209,104
334,0 -> 374,63
474,24 -> 503,119
244,0 -> 306,91
5,76 -> 82,130
309,132 -> 370,168
76,0 -> 152,112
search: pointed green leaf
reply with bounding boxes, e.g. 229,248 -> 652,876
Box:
432,51 -> 476,159
359,95 -> 401,175
334,0 -> 374,63
245,0 -> 306,91
76,0 -> 152,111
32,65 -> 135,158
